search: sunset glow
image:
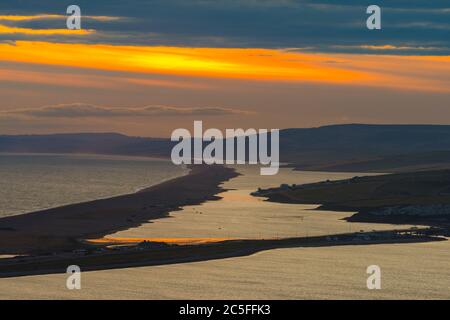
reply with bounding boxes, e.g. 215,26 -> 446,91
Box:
0,41 -> 449,92
0,25 -> 93,35
0,14 -> 64,21
86,237 -> 233,245
1,1 -> 450,136
0,14 -> 120,21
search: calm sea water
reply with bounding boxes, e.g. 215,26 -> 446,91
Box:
0,153 -> 188,217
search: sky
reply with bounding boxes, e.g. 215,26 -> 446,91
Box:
0,0 -> 449,137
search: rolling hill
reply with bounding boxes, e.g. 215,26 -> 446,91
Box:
2,124 -> 450,172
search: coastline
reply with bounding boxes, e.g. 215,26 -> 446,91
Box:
0,153 -> 188,218
0,167 -> 449,299
255,169 -> 450,229
0,229 -> 443,279
0,164 -> 239,255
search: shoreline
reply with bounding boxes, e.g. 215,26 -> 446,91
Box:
254,169 -> 450,228
0,228 -> 444,279
0,153 -> 188,218
0,164 -> 239,255
1,166 -> 448,279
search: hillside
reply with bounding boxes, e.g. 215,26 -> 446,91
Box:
2,124 -> 450,172
253,170 -> 450,226
0,133 -> 172,158
279,124 -> 450,171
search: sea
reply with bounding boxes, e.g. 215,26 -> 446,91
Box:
0,153 -> 188,217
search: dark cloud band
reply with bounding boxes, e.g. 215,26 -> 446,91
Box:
0,0 -> 449,54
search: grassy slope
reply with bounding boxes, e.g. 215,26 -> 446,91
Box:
262,170 -> 450,210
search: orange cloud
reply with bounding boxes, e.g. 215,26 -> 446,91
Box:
0,41 -> 448,92
0,41 -> 372,83
332,44 -> 443,52
0,14 -> 119,21
0,14 -> 63,21
0,66 -> 211,90
0,24 -> 93,35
